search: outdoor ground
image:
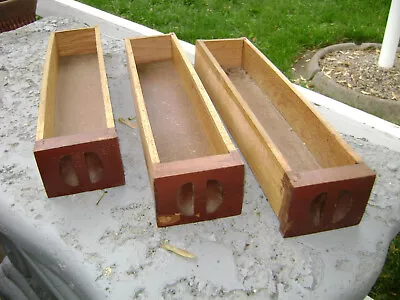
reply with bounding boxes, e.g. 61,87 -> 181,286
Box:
66,0 -> 397,298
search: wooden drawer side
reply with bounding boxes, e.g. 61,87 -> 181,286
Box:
37,32 -> 58,141
202,39 -> 244,69
95,27 -> 115,130
129,34 -> 172,64
242,39 -> 361,168
170,34 -> 234,155
125,38 -> 160,179
55,27 -> 97,57
195,41 -> 288,215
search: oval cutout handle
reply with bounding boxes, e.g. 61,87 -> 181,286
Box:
332,190 -> 353,223
309,192 -> 327,227
84,152 -> 104,184
206,180 -> 224,214
59,155 -> 79,187
177,182 -> 195,216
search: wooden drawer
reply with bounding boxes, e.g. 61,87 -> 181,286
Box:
195,38 -> 376,237
34,27 -> 125,198
125,33 -> 244,227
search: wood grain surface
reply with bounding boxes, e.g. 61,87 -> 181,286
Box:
126,34 -> 244,226
195,38 -> 376,237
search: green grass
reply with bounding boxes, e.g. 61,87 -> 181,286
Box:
78,1 -> 397,298
370,234 -> 400,300
79,0 -> 390,76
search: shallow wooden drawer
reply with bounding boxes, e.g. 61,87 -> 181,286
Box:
34,27 -> 125,197
125,33 -> 244,227
195,38 -> 376,237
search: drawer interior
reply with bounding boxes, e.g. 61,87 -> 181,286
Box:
54,53 -> 107,137
42,28 -> 108,138
203,39 -> 358,172
137,60 -> 214,162
226,67 -> 320,172
130,36 -> 228,163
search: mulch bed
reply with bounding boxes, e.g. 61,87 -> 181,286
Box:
319,48 -> 400,101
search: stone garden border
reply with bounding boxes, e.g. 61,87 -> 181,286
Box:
306,43 -> 400,125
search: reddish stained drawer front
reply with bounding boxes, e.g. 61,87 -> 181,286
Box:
34,27 -> 124,197
125,33 -> 244,226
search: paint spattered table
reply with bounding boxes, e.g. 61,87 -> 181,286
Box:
0,17 -> 399,300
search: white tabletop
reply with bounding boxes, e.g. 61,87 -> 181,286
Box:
0,16 -> 399,300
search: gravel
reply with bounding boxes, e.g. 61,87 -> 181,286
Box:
319,48 -> 400,101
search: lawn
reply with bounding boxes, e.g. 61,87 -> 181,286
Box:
78,1 -> 398,298
79,0 -> 390,76
370,233 -> 400,299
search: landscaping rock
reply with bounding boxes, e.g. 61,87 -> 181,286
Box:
293,43 -> 400,125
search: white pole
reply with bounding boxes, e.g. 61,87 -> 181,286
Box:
378,0 -> 400,68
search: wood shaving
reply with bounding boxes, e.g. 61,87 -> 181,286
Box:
96,190 -> 107,206
161,244 -> 196,259
103,266 -> 114,277
118,117 -> 137,129
157,214 -> 181,226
